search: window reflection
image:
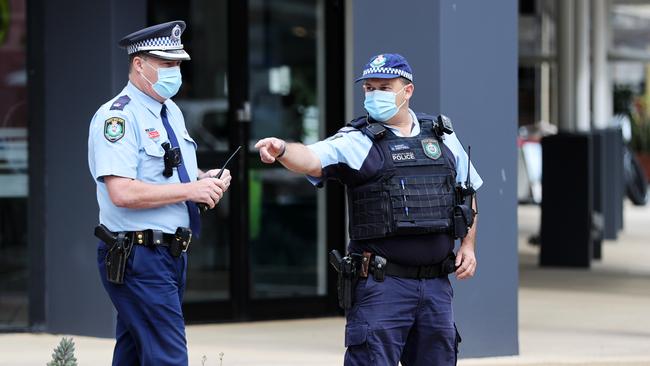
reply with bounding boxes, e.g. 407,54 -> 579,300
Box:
0,0 -> 28,329
248,0 -> 325,299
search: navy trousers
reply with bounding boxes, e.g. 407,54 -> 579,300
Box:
97,241 -> 188,366
344,275 -> 460,366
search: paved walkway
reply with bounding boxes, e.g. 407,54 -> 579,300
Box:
1,202 -> 649,366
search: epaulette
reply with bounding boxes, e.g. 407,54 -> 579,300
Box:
346,115 -> 387,141
110,95 -> 131,111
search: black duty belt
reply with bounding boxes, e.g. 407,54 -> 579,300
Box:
376,260 -> 451,279
362,252 -> 457,280
94,224 -> 192,255
129,230 -> 177,247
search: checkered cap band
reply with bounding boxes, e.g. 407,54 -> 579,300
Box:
362,67 -> 413,81
126,36 -> 184,55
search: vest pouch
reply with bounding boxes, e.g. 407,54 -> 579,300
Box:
389,175 -> 455,236
348,182 -> 394,240
395,219 -> 452,235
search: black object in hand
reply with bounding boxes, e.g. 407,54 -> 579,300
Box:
197,146 -> 242,213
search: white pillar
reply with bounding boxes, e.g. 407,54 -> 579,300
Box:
575,0 -> 591,132
592,0 -> 612,129
558,0 -> 575,131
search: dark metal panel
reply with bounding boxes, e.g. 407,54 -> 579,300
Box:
27,0 -> 46,330
323,0 -> 347,313
39,0 -> 146,337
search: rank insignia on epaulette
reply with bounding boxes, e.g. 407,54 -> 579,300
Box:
421,138 -> 441,160
110,95 -> 131,111
104,117 -> 126,142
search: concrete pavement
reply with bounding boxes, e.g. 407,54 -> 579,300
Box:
1,202 -> 649,366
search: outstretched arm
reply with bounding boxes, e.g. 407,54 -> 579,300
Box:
255,137 -> 322,177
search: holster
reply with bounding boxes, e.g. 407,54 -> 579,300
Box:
328,250 -> 360,310
95,225 -> 133,285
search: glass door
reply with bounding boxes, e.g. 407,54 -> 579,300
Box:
149,0 -> 342,322
150,0 -> 235,320
247,0 -> 326,301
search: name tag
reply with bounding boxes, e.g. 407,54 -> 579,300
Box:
389,143 -> 410,151
392,151 -> 416,162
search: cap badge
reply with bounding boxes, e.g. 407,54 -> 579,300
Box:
171,25 -> 182,41
370,55 -> 386,68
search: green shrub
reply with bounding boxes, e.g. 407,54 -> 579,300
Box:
47,337 -> 77,366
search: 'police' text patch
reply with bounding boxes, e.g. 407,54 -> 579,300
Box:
392,151 -> 416,162
104,117 -> 126,142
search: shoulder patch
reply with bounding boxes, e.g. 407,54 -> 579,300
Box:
110,95 -> 131,111
104,117 -> 126,142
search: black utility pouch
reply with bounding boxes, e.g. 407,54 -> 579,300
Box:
105,232 -> 133,285
170,227 -> 192,257
453,204 -> 474,239
372,255 -> 387,282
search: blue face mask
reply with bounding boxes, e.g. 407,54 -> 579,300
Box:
364,84 -> 409,122
142,61 -> 183,99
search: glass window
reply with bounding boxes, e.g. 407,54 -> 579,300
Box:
0,0 -> 28,329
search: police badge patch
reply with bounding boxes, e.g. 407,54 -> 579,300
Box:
421,138 -> 441,160
104,117 -> 126,142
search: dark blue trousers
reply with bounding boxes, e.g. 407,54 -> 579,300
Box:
97,241 -> 188,366
344,275 -> 460,366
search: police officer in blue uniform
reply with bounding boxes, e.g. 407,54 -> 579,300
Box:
256,53 -> 482,365
88,20 -> 231,366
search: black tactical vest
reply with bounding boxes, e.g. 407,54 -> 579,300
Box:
346,114 -> 457,241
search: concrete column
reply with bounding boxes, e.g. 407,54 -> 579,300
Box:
558,0 -> 575,131
592,0 -> 613,129
575,0 -> 591,132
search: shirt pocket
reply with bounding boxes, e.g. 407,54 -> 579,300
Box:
138,142 -> 166,181
182,132 -> 198,151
